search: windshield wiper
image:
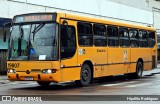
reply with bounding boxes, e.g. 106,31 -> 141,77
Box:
32,22 -> 45,41
32,22 -> 45,34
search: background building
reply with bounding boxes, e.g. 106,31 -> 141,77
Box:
0,0 -> 160,73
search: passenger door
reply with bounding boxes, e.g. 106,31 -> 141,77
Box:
60,19 -> 78,81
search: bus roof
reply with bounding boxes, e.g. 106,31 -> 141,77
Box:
13,12 -> 156,31
57,12 -> 156,31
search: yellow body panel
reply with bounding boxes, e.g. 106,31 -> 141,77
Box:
7,61 -> 61,82
7,12 -> 157,83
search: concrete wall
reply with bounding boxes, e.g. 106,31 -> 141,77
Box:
150,1 -> 160,31
0,0 -> 154,26
108,0 -> 150,10
154,10 -> 160,31
108,0 -> 160,32
0,0 -> 160,31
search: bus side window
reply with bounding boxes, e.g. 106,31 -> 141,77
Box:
139,30 -> 148,48
119,27 -> 130,47
77,22 -> 93,46
93,24 -> 107,46
107,26 -> 119,47
60,25 -> 76,59
148,31 -> 156,47
129,29 -> 139,47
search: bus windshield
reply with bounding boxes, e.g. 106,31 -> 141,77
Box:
9,23 -> 58,61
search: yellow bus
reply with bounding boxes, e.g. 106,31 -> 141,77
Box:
4,12 -> 157,86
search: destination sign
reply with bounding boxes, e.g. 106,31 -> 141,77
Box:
13,13 -> 56,23
24,15 -> 53,22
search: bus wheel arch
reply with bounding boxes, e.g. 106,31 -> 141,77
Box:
76,60 -> 93,87
137,58 -> 143,68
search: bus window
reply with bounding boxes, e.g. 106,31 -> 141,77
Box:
77,22 -> 93,46
107,26 -> 119,46
119,27 -> 130,47
93,24 -> 107,46
148,31 -> 156,47
60,25 -> 76,59
129,29 -> 139,47
139,30 -> 148,47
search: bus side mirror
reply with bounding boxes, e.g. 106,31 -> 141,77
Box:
62,20 -> 68,34
3,22 -> 11,42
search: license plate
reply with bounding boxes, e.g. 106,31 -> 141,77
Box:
24,77 -> 33,81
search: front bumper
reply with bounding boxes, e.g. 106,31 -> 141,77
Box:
8,72 -> 61,82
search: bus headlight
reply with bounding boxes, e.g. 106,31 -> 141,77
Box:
47,69 -> 52,74
8,69 -> 16,73
42,69 -> 57,74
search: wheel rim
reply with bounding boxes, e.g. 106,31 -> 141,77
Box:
82,68 -> 89,81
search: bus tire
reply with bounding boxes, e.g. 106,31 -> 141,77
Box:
76,64 -> 91,87
135,61 -> 143,78
37,81 -> 51,86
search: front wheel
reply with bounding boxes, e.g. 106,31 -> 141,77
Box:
37,81 -> 51,86
75,64 -> 91,87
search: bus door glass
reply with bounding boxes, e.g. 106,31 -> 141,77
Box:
60,19 -> 77,68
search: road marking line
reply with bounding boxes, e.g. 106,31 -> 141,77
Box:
102,81 -> 139,87
125,83 -> 151,88
8,82 -> 37,85
102,84 -> 120,87
19,83 -> 38,86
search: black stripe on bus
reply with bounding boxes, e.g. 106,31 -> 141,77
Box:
61,61 -> 152,69
61,66 -> 81,69
16,71 -> 26,72
10,61 -> 153,70
144,61 -> 152,63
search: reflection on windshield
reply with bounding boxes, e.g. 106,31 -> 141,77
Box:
9,23 -> 58,60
